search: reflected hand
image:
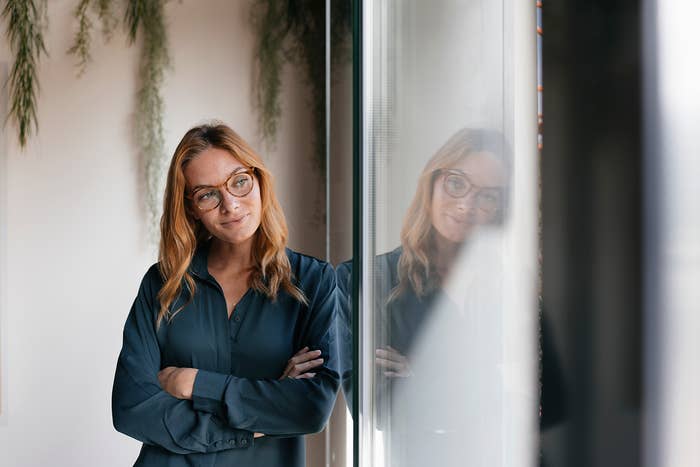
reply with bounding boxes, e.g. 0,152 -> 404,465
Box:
158,366 -> 198,400
376,346 -> 412,378
279,346 -> 324,379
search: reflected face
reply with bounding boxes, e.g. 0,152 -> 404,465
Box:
431,151 -> 506,244
184,147 -> 262,245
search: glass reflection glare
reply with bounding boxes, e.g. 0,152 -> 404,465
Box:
338,128 -> 521,467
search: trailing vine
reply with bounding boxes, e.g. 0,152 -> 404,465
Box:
67,0 -> 118,76
125,0 -> 171,238
251,0 -> 351,171
67,0 -> 92,75
66,0 -> 171,235
2,0 -> 47,147
5,0 -> 348,235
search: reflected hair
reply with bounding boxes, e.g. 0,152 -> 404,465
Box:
157,122 -> 306,326
392,127 -> 510,301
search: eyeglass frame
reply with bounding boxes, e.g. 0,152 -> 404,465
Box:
432,168 -> 505,214
186,167 -> 258,213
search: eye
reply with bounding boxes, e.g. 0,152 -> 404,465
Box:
233,175 -> 250,188
447,178 -> 465,190
196,189 -> 217,202
477,190 -> 502,208
444,174 -> 468,195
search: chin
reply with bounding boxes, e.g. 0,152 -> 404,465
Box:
212,226 -> 257,245
434,227 -> 470,246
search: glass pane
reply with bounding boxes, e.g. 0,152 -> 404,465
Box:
346,1 -> 540,466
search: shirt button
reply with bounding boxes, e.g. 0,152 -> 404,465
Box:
241,438 -> 248,446
234,315 -> 241,322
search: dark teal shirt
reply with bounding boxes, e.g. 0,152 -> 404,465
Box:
112,243 -> 339,466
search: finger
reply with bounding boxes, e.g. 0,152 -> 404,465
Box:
376,357 -> 405,371
288,358 -> 324,377
160,366 -> 177,377
293,346 -> 310,357
158,367 -> 176,382
294,372 -> 316,379
279,363 -> 293,380
290,349 -> 322,365
375,349 -> 404,363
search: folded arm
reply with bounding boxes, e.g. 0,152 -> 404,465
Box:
111,266 -> 255,454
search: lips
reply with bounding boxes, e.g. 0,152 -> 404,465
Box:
446,213 -> 470,224
221,213 -> 249,226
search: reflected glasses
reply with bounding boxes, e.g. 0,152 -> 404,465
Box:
435,169 -> 503,214
187,168 -> 256,212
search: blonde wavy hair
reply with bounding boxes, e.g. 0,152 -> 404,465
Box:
157,123 -> 306,326
392,127 -> 509,301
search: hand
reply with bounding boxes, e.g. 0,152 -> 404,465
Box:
375,346 -> 412,378
279,346 -> 324,380
158,367 -> 198,400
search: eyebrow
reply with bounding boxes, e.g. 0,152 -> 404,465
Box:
190,167 -> 248,192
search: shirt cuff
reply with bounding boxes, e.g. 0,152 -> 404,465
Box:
192,369 -> 229,411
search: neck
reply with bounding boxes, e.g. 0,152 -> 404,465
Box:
432,233 -> 463,277
208,236 -> 255,273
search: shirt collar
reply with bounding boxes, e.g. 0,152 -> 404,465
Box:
188,239 -> 212,279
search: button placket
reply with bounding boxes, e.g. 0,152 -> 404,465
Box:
229,306 -> 239,340
229,292 -> 250,342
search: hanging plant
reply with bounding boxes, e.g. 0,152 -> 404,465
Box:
67,0 -> 118,76
66,0 -> 170,237
251,0 -> 351,171
125,0 -> 171,238
2,0 -> 48,147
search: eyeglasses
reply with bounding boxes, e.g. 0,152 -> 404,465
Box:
435,169 -> 504,214
187,168 -> 256,212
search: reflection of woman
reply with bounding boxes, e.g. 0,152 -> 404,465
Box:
383,129 -> 513,467
336,128 -> 509,413
375,128 -> 507,376
112,123 -> 338,467
371,130 -> 510,467
371,128 -> 564,466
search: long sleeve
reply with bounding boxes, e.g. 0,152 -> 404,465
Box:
112,265 -> 254,454
191,263 -> 340,436
335,261 -> 354,414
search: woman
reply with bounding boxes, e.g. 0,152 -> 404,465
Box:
112,123 -> 339,467
376,127 -> 508,373
376,128 -> 564,466
375,128 -> 511,467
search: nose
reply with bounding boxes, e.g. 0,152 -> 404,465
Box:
219,190 -> 240,212
455,190 -> 478,213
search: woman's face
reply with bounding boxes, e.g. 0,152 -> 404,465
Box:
184,147 -> 262,246
431,151 -> 506,244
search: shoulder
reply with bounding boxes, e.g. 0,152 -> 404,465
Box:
376,246 -> 402,277
136,263 -> 165,299
286,248 -> 335,291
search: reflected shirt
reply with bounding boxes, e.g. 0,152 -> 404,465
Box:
112,242 -> 339,467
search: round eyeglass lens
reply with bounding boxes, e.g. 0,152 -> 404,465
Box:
444,173 -> 470,198
227,172 -> 254,197
195,189 -> 222,211
476,190 -> 502,213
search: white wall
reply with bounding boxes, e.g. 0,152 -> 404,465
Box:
0,1 -> 323,466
